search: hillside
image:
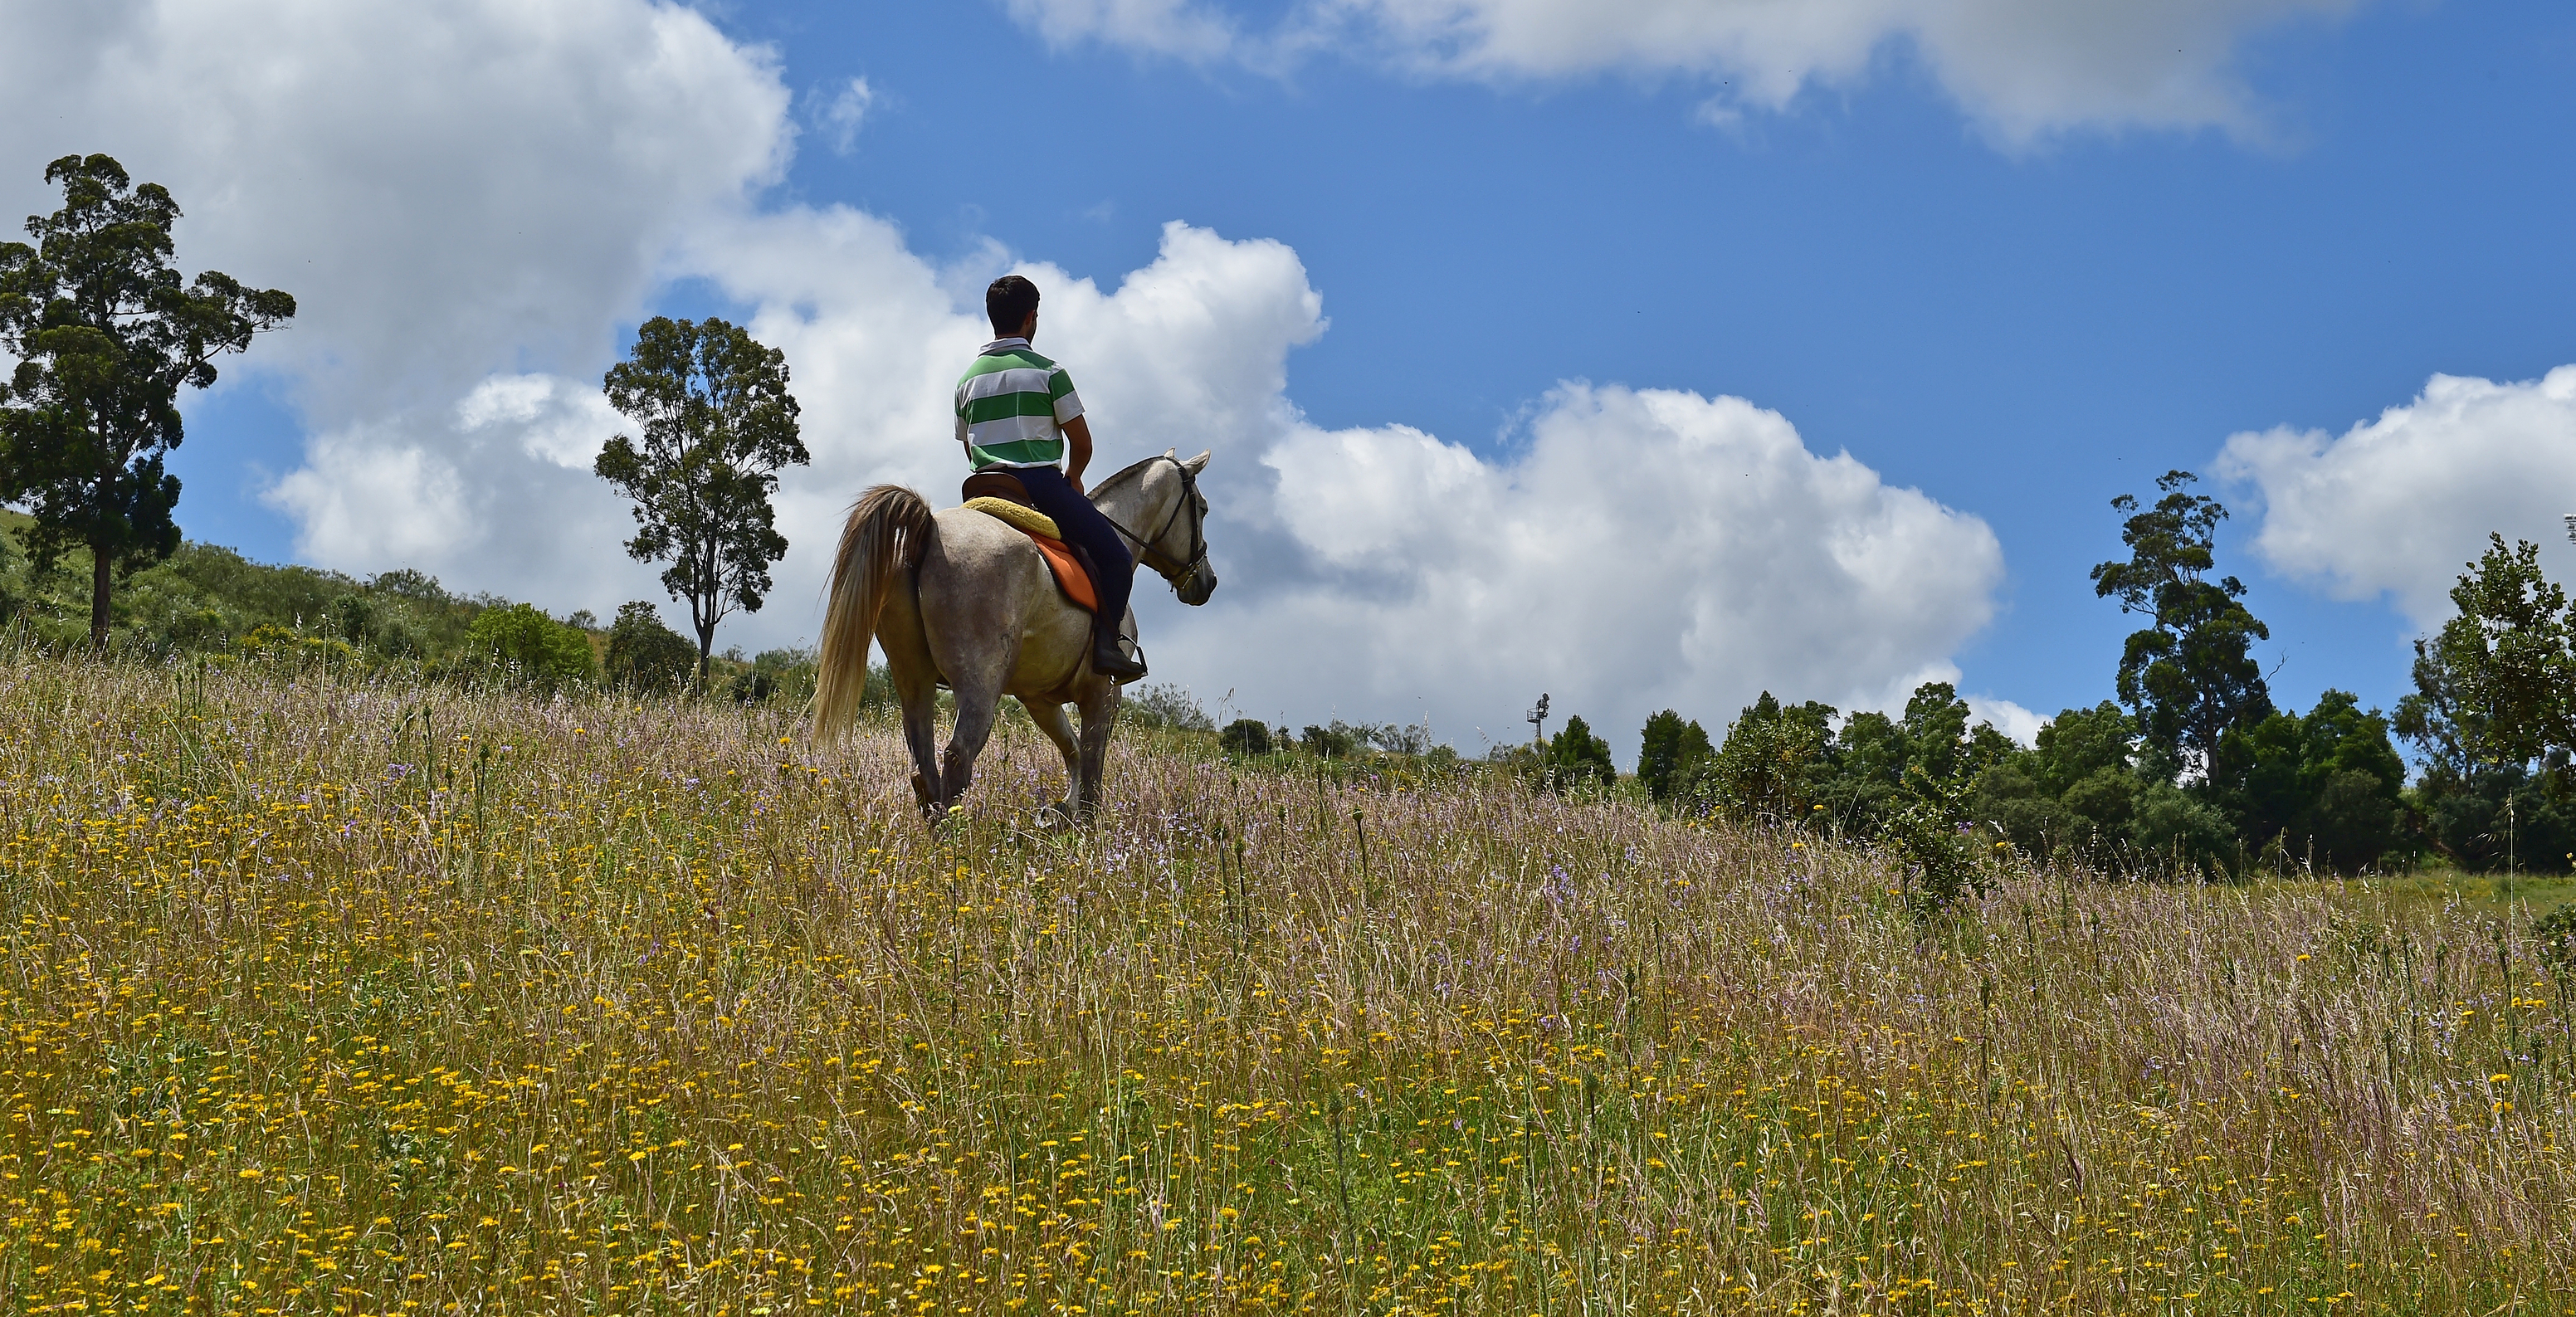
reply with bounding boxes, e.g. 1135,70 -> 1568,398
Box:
0,516 -> 818,698
0,656 -> 2564,1313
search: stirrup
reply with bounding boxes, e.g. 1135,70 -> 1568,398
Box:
1091,633 -> 1147,683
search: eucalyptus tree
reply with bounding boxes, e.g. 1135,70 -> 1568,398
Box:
2090,470 -> 2272,786
0,154 -> 295,647
595,316 -> 807,680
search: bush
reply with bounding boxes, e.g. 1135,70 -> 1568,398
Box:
735,647 -> 817,705
1125,682 -> 1214,732
1544,715 -> 1616,792
604,602 -> 695,693
1302,722 -> 1361,759
1218,719 -> 1272,756
466,603 -> 595,692
1698,694 -> 1832,822
2129,781 -> 2238,878
368,568 -> 450,604
2535,905 -> 2576,974
1364,719 -> 1432,757
1888,788 -> 1988,922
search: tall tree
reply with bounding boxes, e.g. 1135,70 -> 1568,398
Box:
1636,709 -> 1712,803
2394,534 -> 2574,779
2090,471 -> 2272,784
596,316 -> 807,680
0,154 -> 295,647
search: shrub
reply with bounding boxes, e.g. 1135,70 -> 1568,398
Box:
466,603 -> 595,692
603,602 -> 695,693
1887,789 -> 1988,922
1544,715 -> 1616,792
1125,682 -> 1214,732
735,647 -> 817,705
368,568 -> 450,604
2129,781 -> 2238,878
2535,905 -> 2576,974
1301,722 -> 1361,759
1218,719 -> 1272,756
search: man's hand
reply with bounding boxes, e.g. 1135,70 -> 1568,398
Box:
1062,414 -> 1095,495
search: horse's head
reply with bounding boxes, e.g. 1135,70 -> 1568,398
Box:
1105,449 -> 1217,607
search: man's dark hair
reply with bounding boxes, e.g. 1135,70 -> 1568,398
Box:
986,275 -> 1041,336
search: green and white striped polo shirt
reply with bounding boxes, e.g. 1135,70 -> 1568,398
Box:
954,338 -> 1083,470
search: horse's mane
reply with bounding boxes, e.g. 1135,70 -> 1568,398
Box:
1087,455 -> 1166,498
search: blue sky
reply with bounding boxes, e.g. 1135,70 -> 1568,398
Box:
11,0 -> 2576,754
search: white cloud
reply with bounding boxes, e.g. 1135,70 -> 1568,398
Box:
455,374 -> 626,471
1008,0 -> 2361,145
818,76 -> 876,155
2219,367 -> 2576,629
266,378 -> 661,608
1149,380 -> 2003,758
1966,696 -> 2044,748
0,2 -> 2017,754
1003,0 -> 1242,61
0,0 -> 789,617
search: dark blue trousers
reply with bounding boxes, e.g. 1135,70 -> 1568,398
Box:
1008,465 -> 1134,628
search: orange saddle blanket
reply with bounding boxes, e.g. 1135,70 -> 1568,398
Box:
1024,532 -> 1097,613
961,487 -> 1099,614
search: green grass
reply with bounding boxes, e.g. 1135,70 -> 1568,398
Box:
2338,862 -> 2576,921
0,655 -> 2568,1315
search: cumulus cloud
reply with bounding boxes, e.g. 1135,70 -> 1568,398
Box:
0,2 -> 2017,757
2219,367 -> 2576,629
1007,0 -> 2360,145
1147,382 -> 2004,755
0,0 -> 788,418
0,0 -> 790,612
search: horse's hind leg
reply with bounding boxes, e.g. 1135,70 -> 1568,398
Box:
1023,698 -> 1082,825
890,664 -> 944,818
937,677 -> 1007,815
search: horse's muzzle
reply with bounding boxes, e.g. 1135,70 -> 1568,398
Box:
1176,564 -> 1217,607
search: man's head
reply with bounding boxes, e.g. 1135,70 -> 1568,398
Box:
987,275 -> 1041,339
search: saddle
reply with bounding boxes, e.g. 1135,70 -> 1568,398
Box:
960,472 -> 1100,613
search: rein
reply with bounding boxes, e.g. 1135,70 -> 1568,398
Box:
1099,457 -> 1208,588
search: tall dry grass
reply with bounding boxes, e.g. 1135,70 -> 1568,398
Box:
0,656 -> 2564,1315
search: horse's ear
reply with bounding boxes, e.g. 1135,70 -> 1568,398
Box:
1163,447 -> 1178,461
1182,450 -> 1211,474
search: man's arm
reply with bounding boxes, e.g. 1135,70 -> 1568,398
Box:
1061,414 -> 1095,495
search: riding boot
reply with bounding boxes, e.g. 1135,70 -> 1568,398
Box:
1090,616 -> 1145,681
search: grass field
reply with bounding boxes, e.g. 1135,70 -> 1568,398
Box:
0,657 -> 2568,1315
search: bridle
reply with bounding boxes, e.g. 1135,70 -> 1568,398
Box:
1101,457 -> 1209,594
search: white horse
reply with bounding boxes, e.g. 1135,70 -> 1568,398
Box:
811,451 -> 1215,822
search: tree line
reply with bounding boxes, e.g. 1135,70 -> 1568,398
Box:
0,154 -> 807,685
1634,471 -> 2574,878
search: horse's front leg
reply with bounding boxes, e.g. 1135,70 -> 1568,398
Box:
1071,676 -> 1123,822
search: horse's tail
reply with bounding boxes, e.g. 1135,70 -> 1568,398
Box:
813,485 -> 934,742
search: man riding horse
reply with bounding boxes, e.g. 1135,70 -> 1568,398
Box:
957,276 -> 1146,680
811,276 -> 1217,822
